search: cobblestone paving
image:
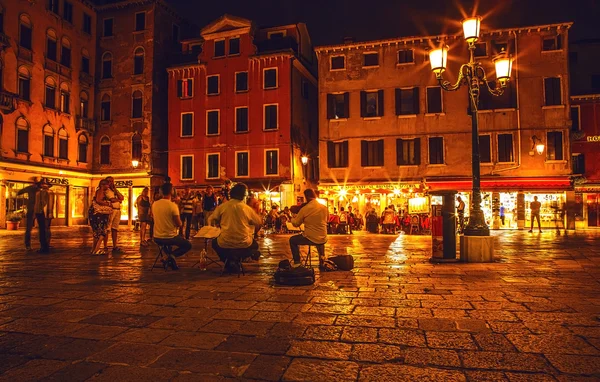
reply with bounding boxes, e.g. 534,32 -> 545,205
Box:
0,227 -> 599,381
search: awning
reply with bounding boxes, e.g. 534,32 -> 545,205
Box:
427,177 -> 572,192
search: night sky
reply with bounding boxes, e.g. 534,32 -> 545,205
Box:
165,0 -> 599,45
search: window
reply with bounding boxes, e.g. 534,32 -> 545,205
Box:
327,93 -> 349,119
81,51 -> 90,74
207,110 -> 219,135
135,12 -> 146,31
397,49 -> 414,64
100,94 -> 111,121
544,77 -> 562,106
264,104 -> 278,130
235,107 -> 248,133
132,90 -> 143,118
82,13 -> 92,34
16,117 -> 29,153
177,78 -> 193,98
327,141 -> 349,168
571,106 -> 580,131
360,90 -> 384,118
396,138 -> 420,165
331,56 -> 345,70
474,42 -> 487,57
426,87 -> 443,113
100,136 -> 110,164
229,37 -> 240,55
428,137 -> 444,165
214,40 -> 225,57
479,135 -> 492,163
207,154 -> 220,178
172,24 -> 179,44
58,128 -> 68,160
497,134 -> 514,163
19,15 -> 32,50
542,36 -> 562,51
395,88 -> 419,115
43,125 -> 55,157
547,131 -> 563,161
492,41 -> 508,55
133,47 -> 144,75
46,29 -> 58,61
479,82 -> 516,110
207,75 -> 219,95
268,31 -> 285,39
235,72 -> 248,92
79,91 -> 88,117
236,151 -> 249,177
102,52 -> 112,79
265,150 -> 279,175
363,52 -> 379,67
48,0 -> 59,14
572,153 -> 585,175
301,80 -> 309,99
361,140 -> 384,167
60,37 -> 71,67
180,112 -> 193,137
131,134 -> 142,162
103,18 -> 113,37
181,156 -> 193,180
63,1 -> 73,23
45,77 -> 57,109
263,68 -> 277,89
78,134 -> 88,162
18,66 -> 31,101
60,83 -> 70,114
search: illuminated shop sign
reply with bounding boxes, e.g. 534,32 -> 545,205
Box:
587,136 -> 600,142
114,180 -> 134,187
42,177 -> 69,185
319,184 -> 421,191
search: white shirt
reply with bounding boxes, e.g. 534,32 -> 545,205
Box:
152,199 -> 180,239
291,199 -> 328,244
105,188 -> 121,209
209,199 -> 262,248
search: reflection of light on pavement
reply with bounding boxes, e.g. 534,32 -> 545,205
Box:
387,235 -> 408,263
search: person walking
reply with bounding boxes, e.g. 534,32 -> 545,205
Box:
90,179 -> 112,255
179,187 -> 195,240
499,203 -> 506,226
203,186 -> 217,226
457,196 -> 466,233
33,179 -> 54,253
135,187 -> 151,246
17,180 -> 40,250
104,177 -> 124,253
529,196 -> 543,233
193,192 -> 204,230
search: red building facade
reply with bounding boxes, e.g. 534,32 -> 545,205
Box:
167,15 -> 318,208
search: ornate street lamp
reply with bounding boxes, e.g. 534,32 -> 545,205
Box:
428,16 -> 513,236
531,135 -> 545,156
301,156 -> 309,166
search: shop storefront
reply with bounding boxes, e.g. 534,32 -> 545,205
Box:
574,185 -> 600,229
90,177 -> 153,226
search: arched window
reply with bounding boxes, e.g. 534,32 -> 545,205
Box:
131,133 -> 142,162
43,124 -> 55,157
46,29 -> 57,61
102,52 -> 112,79
81,48 -> 90,74
60,82 -> 70,114
58,127 -> 68,160
17,66 -> 31,101
16,117 -> 29,153
78,134 -> 88,163
44,76 -> 57,109
60,37 -> 71,67
100,93 -> 111,121
79,91 -> 88,117
100,136 -> 110,165
132,90 -> 143,118
19,14 -> 32,50
133,47 -> 144,75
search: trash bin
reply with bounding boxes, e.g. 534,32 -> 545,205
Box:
429,190 -> 458,263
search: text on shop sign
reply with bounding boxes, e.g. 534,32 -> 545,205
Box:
42,177 -> 69,185
587,136 -> 600,142
114,180 -> 133,187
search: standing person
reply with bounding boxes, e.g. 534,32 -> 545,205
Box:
289,189 -> 328,268
499,203 -> 506,226
222,180 -> 231,201
90,180 -> 111,255
17,179 -> 40,250
193,191 -> 204,230
457,196 -> 466,233
203,186 -> 218,226
529,196 -> 543,233
247,192 -> 261,239
33,179 -> 53,253
135,187 -> 151,246
104,177 -> 124,253
179,187 -> 195,240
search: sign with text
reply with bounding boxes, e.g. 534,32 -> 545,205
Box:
42,177 -> 69,186
114,180 -> 133,187
319,184 -> 421,191
587,136 -> 600,142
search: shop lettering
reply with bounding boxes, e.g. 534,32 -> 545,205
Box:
587,135 -> 600,142
42,177 -> 69,185
114,180 -> 133,187
320,184 -> 420,191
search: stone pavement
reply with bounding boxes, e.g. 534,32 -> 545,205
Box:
0,227 -> 599,381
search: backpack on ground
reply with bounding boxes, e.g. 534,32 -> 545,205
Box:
274,260 -> 315,285
329,255 -> 354,271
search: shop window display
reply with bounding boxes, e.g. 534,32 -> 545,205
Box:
525,193 -> 565,228
71,187 -> 88,219
118,187 -> 130,222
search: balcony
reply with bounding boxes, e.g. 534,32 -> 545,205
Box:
45,58 -> 60,74
75,115 -> 96,135
79,72 -> 93,86
0,91 -> 17,112
60,64 -> 72,78
0,32 -> 10,49
18,46 -> 33,62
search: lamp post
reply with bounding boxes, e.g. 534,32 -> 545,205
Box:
428,16 -> 513,236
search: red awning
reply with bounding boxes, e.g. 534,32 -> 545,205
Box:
427,177 -> 571,192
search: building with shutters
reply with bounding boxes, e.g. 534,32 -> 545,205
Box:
316,22 -> 575,230
166,15 -> 318,210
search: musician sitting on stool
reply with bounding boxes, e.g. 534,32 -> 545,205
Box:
208,183 -> 262,264
289,189 -> 328,268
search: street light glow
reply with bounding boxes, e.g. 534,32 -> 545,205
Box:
429,46 -> 448,75
494,54 -> 513,86
301,156 -> 308,165
131,159 -> 140,168
462,16 -> 481,43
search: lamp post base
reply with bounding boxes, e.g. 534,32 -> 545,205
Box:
460,235 -> 494,263
463,209 -> 490,236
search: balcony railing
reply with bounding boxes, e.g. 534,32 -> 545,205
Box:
75,115 -> 96,135
18,46 -> 33,62
0,32 -> 10,49
79,72 -> 93,86
0,91 -> 17,112
60,64 -> 72,78
45,58 -> 60,74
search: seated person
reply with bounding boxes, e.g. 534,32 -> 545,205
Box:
337,206 -> 352,234
289,189 -> 328,268
327,211 -> 340,233
382,207 -> 396,234
152,183 -> 192,270
209,183 -> 262,265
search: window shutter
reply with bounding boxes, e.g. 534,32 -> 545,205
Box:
177,80 -> 182,97
414,138 -> 421,165
396,139 -> 402,165
377,89 -> 384,116
360,91 -> 367,117
377,140 -> 384,165
186,79 -> 193,96
395,89 -> 401,116
413,87 -> 420,114
327,94 -> 334,119
342,141 -> 349,167
361,140 -> 368,166
557,35 -> 563,50
327,141 -> 334,168
343,92 -> 350,118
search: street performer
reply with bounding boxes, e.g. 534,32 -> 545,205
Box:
289,188 -> 328,268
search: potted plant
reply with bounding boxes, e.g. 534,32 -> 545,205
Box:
6,212 -> 23,230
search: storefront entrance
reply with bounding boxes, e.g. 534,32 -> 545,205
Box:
587,194 -> 600,227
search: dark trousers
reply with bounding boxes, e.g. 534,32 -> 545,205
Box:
500,215 -> 505,226
289,234 -> 325,264
154,236 -> 191,258
531,213 -> 541,230
212,239 -> 258,262
24,210 -> 35,248
180,213 -> 193,239
35,213 -> 49,251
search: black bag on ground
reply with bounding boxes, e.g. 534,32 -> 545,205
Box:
329,255 -> 354,271
274,260 -> 315,285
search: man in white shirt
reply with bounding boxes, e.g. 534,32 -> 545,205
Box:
152,183 -> 191,270
209,183 -> 262,262
289,189 -> 328,267
105,176 -> 124,253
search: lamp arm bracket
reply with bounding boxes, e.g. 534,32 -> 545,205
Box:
436,64 -> 470,92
